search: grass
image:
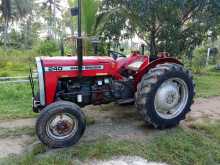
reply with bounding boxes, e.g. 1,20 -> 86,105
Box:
188,120 -> 220,140
0,83 -> 37,119
0,49 -> 37,77
0,48 -> 60,77
1,122 -> 220,165
195,68 -> 220,98
0,127 -> 35,138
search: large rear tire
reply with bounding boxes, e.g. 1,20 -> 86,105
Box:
36,101 -> 86,148
135,63 -> 195,129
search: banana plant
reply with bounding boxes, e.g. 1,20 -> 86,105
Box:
68,0 -> 100,36
67,0 -> 100,55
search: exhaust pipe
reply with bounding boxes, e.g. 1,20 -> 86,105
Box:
77,0 -> 83,75
71,0 -> 83,75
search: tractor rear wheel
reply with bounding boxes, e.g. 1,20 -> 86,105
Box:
36,101 -> 86,148
135,63 -> 195,129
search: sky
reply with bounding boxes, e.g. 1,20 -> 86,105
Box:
37,0 -> 69,17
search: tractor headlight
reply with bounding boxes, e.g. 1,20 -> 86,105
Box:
127,61 -> 144,71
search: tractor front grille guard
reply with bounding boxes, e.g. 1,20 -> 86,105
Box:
29,64 -> 42,113
29,67 -> 35,99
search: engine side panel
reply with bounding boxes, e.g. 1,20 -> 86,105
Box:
41,57 -> 117,105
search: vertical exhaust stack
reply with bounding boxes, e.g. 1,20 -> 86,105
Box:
71,0 -> 83,75
77,0 -> 83,74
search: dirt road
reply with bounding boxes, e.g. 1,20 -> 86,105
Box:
0,96 -> 219,159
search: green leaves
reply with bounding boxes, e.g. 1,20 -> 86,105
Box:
99,0 -> 220,56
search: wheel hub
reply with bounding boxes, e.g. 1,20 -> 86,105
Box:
155,82 -> 180,111
55,120 -> 73,135
154,78 -> 189,119
46,113 -> 78,140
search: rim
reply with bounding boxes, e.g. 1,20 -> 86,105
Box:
154,78 -> 189,119
46,113 -> 78,140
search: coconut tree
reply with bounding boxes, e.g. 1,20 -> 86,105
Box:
0,0 -> 34,49
82,0 -> 100,36
1,0 -> 12,49
68,0 -> 100,36
67,0 -> 100,55
14,0 -> 34,48
42,0 -> 61,39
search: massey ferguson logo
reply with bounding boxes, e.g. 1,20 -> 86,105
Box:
45,65 -> 104,72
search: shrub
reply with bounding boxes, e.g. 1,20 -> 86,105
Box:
0,71 -> 10,77
191,47 -> 207,74
37,40 -> 59,56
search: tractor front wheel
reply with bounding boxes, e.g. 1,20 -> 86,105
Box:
36,101 -> 86,148
135,63 -> 195,129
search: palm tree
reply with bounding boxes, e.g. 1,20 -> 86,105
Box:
0,0 -> 34,49
42,0 -> 61,39
1,0 -> 12,49
14,0 -> 34,48
68,0 -> 100,36
82,0 -> 100,36
67,0 -> 100,55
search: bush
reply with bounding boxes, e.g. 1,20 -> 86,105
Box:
191,47 -> 207,74
0,48 -> 37,76
37,40 -> 59,56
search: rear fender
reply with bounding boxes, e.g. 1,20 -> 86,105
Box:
134,58 -> 183,88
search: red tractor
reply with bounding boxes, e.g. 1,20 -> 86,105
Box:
29,2 -> 195,148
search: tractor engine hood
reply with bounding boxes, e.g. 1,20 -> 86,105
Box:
40,56 -> 115,67
37,56 -> 117,77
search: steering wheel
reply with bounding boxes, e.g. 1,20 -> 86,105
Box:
108,50 -> 126,60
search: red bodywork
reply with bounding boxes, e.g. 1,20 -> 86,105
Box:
40,52 -> 181,105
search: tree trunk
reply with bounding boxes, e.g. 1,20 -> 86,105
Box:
149,31 -> 158,56
24,18 -> 32,49
53,0 -> 56,40
48,4 -> 53,39
3,19 -> 9,50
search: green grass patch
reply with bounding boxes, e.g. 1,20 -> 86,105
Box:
0,49 -> 37,77
0,83 -> 100,121
0,127 -> 35,138
189,120 -> 220,141
0,83 -> 37,119
195,70 -> 220,98
1,124 -> 220,165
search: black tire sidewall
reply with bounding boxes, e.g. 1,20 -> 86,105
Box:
145,70 -> 194,128
36,102 -> 86,148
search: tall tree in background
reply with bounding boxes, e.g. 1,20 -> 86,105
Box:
67,0 -> 100,36
82,0 -> 99,36
99,0 -> 220,57
42,0 -> 61,39
0,0 -> 35,49
1,0 -> 12,49
15,0 -> 34,48
67,0 -> 100,55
